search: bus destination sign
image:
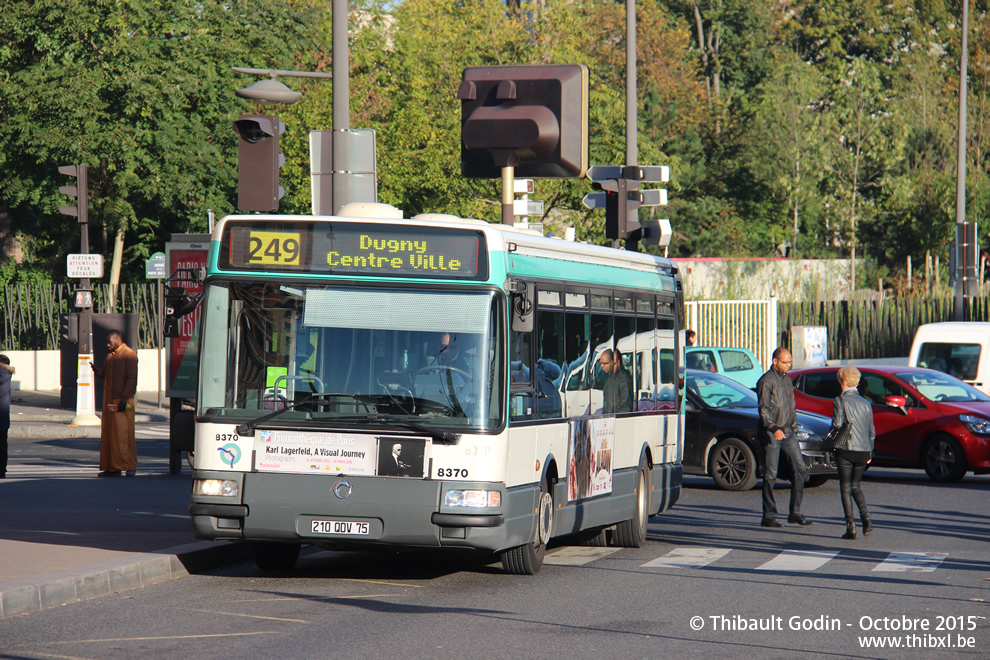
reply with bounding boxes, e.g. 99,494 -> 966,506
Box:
220,221 -> 487,280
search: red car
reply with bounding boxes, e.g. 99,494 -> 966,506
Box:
789,366 -> 990,482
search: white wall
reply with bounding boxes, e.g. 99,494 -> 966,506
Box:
3,349 -> 167,391
673,258 -> 855,302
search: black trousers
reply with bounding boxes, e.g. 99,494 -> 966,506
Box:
835,452 -> 869,522
0,428 -> 7,476
761,433 -> 807,519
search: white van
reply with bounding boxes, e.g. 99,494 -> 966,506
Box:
909,322 -> 990,395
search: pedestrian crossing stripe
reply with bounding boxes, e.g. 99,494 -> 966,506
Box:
545,546 -> 620,565
871,551 -> 947,572
756,549 -> 839,571
641,547 -> 731,568
634,547 -> 951,573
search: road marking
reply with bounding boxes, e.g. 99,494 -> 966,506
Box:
872,551 -> 948,572
756,549 -> 839,571
192,609 -> 309,623
641,547 -> 731,568
545,546 -> 620,565
53,632 -> 277,643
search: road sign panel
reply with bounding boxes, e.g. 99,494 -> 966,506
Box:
586,165 -> 623,182
513,179 -> 535,194
513,199 -> 544,216
67,254 -> 104,279
146,252 -> 167,279
582,192 -> 608,209
638,166 -> 670,183
637,189 -> 668,206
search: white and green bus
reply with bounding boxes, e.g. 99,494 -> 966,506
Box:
188,204 -> 684,574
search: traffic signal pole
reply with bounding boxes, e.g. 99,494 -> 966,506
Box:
59,164 -> 100,426
625,0 -> 639,248
502,166 -> 515,225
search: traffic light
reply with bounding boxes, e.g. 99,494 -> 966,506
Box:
457,64 -> 588,178
60,313 -> 79,344
233,114 -> 285,212
58,164 -> 88,223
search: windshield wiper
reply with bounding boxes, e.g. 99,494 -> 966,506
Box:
328,413 -> 460,444
234,393 -> 369,436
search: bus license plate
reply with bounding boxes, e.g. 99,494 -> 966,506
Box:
311,520 -> 370,535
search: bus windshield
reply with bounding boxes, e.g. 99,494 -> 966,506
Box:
197,281 -> 504,432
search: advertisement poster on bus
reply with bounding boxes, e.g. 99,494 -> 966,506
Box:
165,236 -> 209,398
568,417 -> 614,500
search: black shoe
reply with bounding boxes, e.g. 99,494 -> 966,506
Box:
97,470 -> 122,478
788,514 -> 814,526
125,470 -> 136,477
761,518 -> 783,528
841,525 -> 857,540
862,519 -> 874,536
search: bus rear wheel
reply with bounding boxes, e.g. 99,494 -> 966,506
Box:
251,541 -> 301,571
501,480 -> 553,575
613,461 -> 650,547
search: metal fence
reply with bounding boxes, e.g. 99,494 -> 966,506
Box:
685,299 -> 779,370
2,283 -> 162,350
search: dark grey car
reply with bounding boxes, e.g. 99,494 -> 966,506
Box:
682,370 -> 836,490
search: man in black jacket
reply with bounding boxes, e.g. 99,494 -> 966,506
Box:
756,347 -> 812,528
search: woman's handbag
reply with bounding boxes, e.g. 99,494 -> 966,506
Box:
822,398 -> 852,452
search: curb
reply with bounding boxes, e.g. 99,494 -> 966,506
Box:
0,541 -> 252,620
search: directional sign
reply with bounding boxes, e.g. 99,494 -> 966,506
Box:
67,254 -> 104,279
636,189 -> 668,206
582,192 -> 608,209
586,165 -> 623,182
638,166 -> 670,183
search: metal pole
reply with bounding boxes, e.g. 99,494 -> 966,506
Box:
157,278 -> 163,410
502,166 -> 515,225
333,0 -> 349,133
954,0 -> 969,321
626,0 -> 638,170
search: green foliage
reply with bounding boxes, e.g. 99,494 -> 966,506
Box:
3,0 -> 990,295
0,0 -> 316,282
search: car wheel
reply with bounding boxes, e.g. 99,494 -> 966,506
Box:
805,475 -> 830,488
923,435 -> 968,482
708,437 -> 758,491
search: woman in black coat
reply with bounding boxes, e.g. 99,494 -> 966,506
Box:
832,366 -> 876,539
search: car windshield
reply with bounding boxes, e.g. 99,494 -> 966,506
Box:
687,371 -> 758,408
196,281 -> 504,432
894,370 -> 990,403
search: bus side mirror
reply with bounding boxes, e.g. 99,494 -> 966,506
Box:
511,281 -> 535,333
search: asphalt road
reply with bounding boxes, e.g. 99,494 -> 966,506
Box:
2,464 -> 987,659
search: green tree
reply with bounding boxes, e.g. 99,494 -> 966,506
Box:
0,0 -> 316,286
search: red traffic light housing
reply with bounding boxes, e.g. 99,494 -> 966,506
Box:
458,64 -> 588,178
233,114 -> 285,212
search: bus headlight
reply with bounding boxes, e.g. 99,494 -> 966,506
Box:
193,479 -> 239,497
795,425 -> 815,441
444,489 -> 501,508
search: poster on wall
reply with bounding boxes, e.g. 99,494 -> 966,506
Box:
568,417 -> 614,501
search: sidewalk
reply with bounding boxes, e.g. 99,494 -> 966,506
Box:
8,389 -> 170,437
0,391 -> 248,620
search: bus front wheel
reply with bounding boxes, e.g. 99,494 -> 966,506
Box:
501,480 -> 553,575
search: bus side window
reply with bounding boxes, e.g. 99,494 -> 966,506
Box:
510,324 -> 534,422
536,310 -> 564,419
564,311 -> 591,417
